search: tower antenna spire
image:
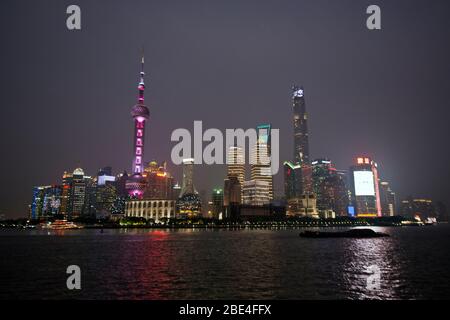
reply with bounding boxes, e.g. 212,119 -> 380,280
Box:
141,46 -> 145,73
138,47 -> 145,105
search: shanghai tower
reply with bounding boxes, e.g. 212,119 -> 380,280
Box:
292,85 -> 310,165
125,53 -> 150,199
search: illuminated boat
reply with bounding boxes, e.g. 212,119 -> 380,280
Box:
40,220 -> 83,230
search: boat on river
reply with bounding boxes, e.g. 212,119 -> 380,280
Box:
40,220 -> 83,230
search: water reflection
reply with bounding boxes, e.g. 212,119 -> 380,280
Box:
1,226 -> 449,299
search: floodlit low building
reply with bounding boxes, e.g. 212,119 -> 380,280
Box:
125,199 -> 176,222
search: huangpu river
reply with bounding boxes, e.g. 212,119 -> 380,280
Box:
1,225 -> 450,299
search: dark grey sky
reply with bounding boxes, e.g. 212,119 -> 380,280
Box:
1,0 -> 450,218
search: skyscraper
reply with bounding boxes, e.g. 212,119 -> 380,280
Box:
292,86 -> 310,165
227,145 -> 245,187
223,176 -> 241,219
59,171 -> 73,218
311,159 -> 350,217
143,161 -> 175,200
250,124 -> 273,200
284,86 -> 312,215
177,158 -> 201,218
349,157 -> 382,217
31,185 -> 62,220
311,159 -> 335,212
180,158 -> 196,196
70,167 -> 87,219
210,188 -> 224,219
379,181 -> 396,216
126,53 -> 150,199
284,161 -> 302,199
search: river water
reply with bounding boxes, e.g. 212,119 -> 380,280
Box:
1,225 -> 449,299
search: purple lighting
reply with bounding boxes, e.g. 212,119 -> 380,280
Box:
125,52 -> 150,199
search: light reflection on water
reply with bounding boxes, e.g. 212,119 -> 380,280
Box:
0,225 -> 449,299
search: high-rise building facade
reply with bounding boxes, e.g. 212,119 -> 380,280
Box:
292,86 -> 310,165
250,124 -> 273,201
227,145 -> 245,188
126,54 -> 150,199
379,181 -> 396,216
333,170 -> 351,216
31,185 -> 62,220
242,180 -> 271,206
177,158 -> 201,218
223,177 -> 241,205
95,168 -> 117,216
143,161 -> 175,200
311,159 -> 349,217
349,157 -> 382,217
284,161 -> 302,199
284,86 -> 312,216
179,158 -> 196,196
311,159 -> 334,212
223,176 -> 241,219
59,171 -> 73,218
210,188 -> 224,219
70,168 -> 88,219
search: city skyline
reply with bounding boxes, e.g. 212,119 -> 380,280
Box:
1,0 -> 450,218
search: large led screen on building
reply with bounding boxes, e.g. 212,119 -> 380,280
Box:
354,171 -> 375,196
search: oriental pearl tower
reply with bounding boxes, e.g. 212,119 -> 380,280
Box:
125,53 -> 150,198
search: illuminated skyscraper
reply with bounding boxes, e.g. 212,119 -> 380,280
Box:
31,185 -> 62,220
227,145 -> 245,187
379,181 -> 396,216
311,159 -> 350,217
285,86 -> 312,214
70,167 -> 88,219
60,171 -> 73,218
311,159 -> 335,212
284,161 -> 302,199
180,158 -> 196,196
126,53 -> 150,199
292,86 -> 310,165
210,188 -> 224,219
225,145 -> 245,204
143,161 -> 175,200
223,176 -> 241,219
177,158 -> 201,218
349,157 -> 382,217
250,124 -> 273,200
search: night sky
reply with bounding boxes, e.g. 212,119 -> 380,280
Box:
1,0 -> 450,218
